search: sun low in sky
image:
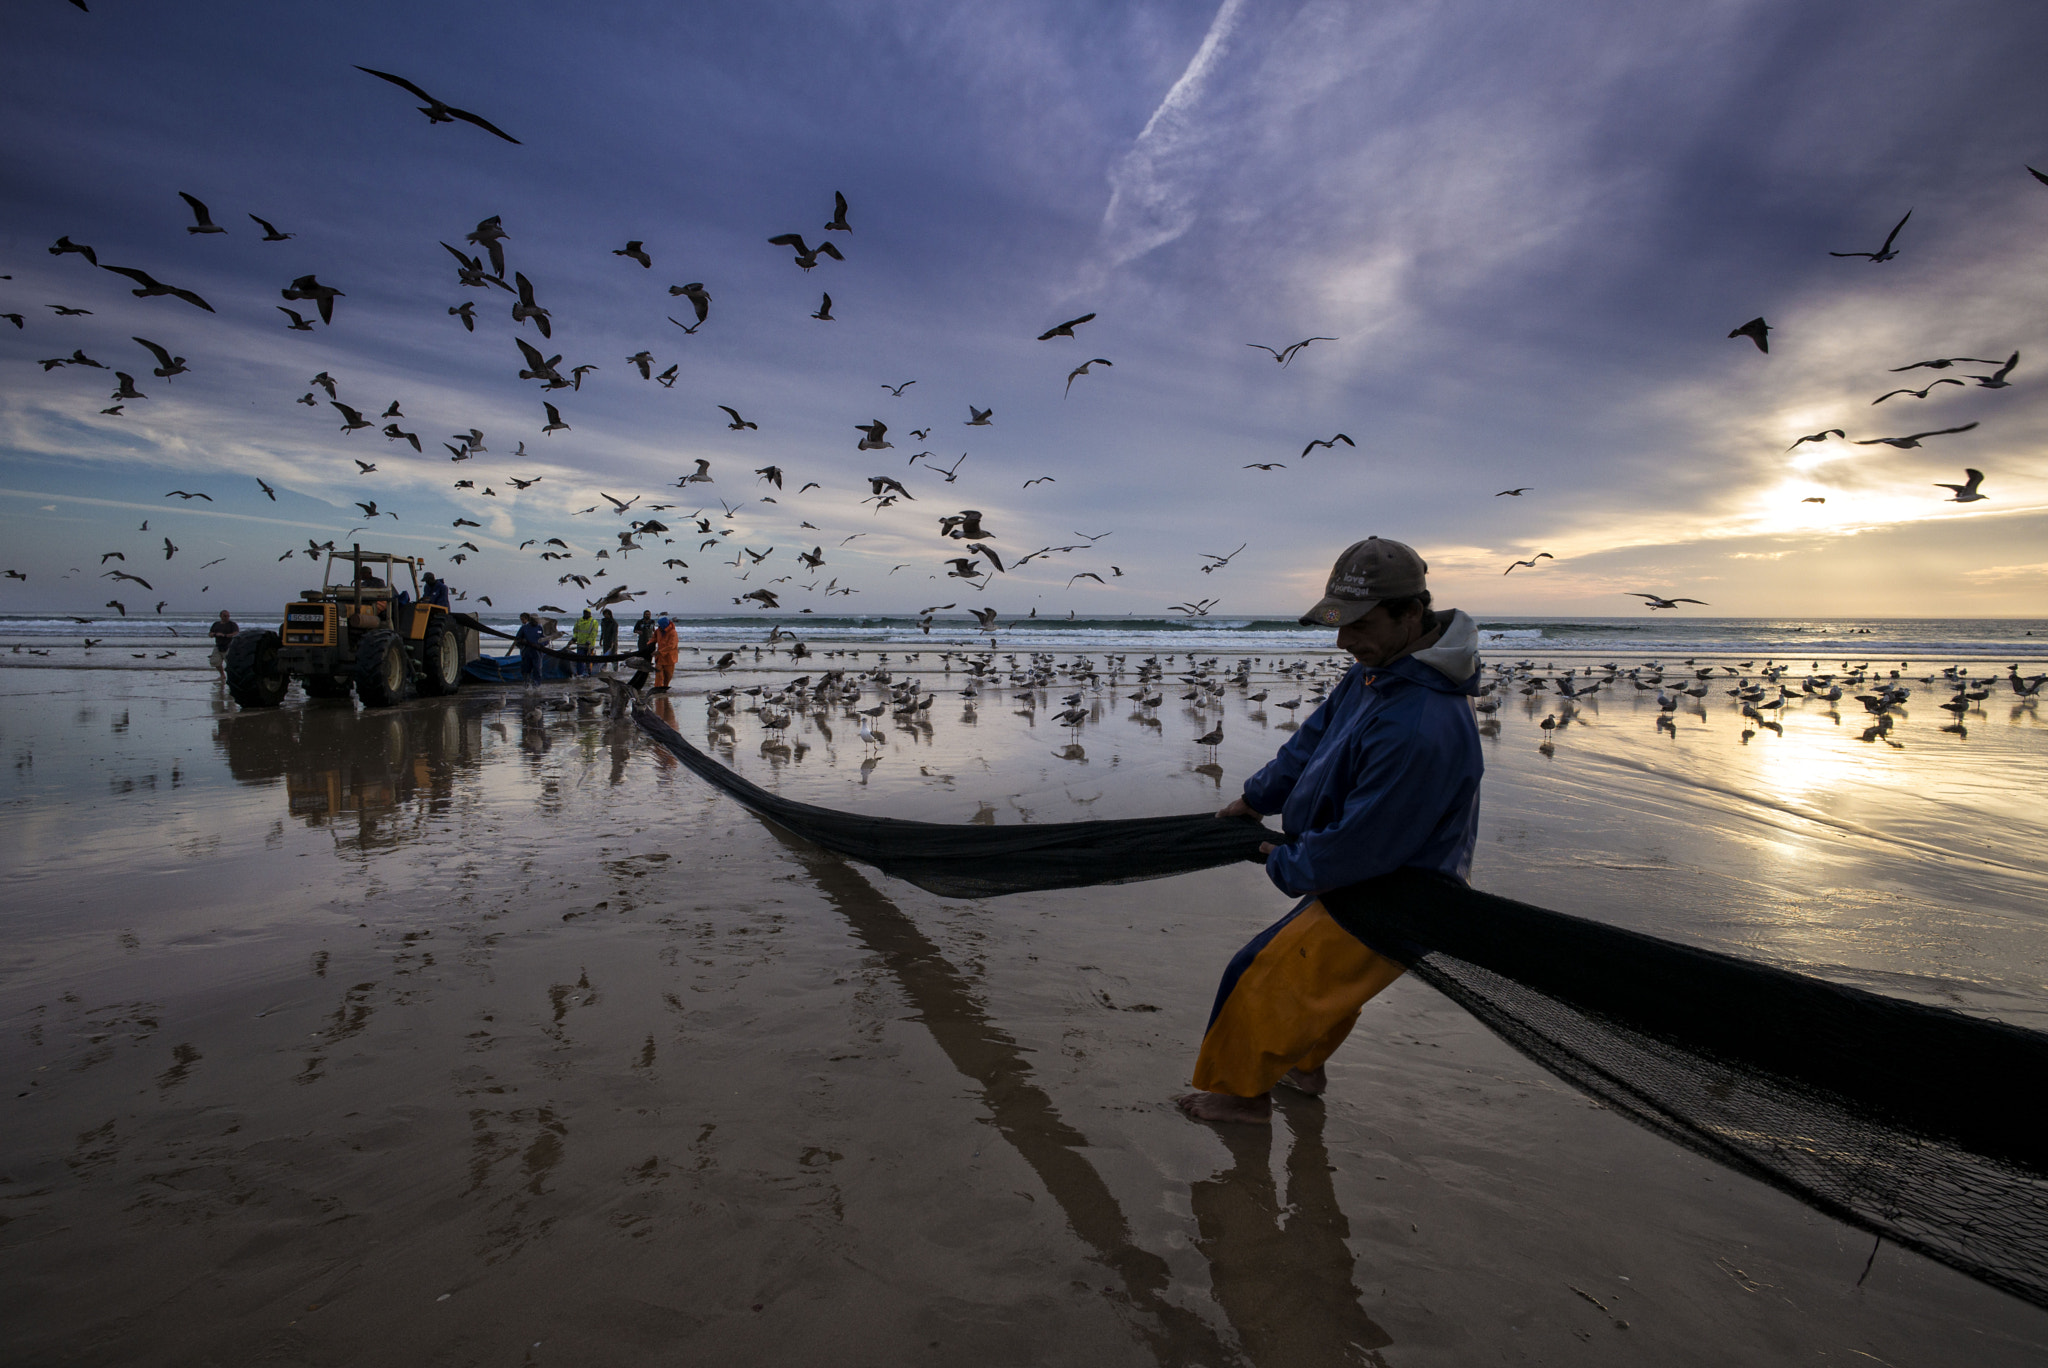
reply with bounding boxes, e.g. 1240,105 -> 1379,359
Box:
2,0 -> 2043,619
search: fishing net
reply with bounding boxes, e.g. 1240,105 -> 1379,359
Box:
633,707 -> 1275,896
1323,872 -> 2048,1311
631,705 -> 2048,1310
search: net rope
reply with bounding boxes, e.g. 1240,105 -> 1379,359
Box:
632,705 -> 2048,1310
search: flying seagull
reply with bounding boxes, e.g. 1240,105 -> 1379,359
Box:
855,420 -> 891,451
100,264 -> 213,312
1064,358 -> 1112,395
614,241 -> 652,268
1300,434 -> 1355,457
811,292 -> 834,321
1853,422 -> 1978,450
178,192 -> 226,235
542,402 -> 570,434
965,406 -> 993,426
1828,210 -> 1910,263
466,217 -> 509,276
1787,429 -> 1845,450
1629,593 -> 1708,610
719,406 -> 757,431
133,337 -> 187,378
280,275 -> 343,324
1503,553 -> 1554,575
1966,352 -> 2020,389
353,67 -> 520,143
50,236 -> 98,267
1872,380 -> 1962,404
1728,317 -> 1770,352
766,234 -> 843,270
249,214 -> 294,241
1934,468 -> 1987,503
1495,487 -> 1532,496
669,282 -> 711,325
1889,356 -> 2001,372
824,191 -> 852,232
1037,313 -> 1095,341
511,272 -> 550,337
279,307 -> 316,330
1247,337 -> 1335,366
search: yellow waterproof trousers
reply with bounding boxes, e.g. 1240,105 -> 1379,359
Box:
1191,898 -> 1406,1098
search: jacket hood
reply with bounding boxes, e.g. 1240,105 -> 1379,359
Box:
1386,609 -> 1481,694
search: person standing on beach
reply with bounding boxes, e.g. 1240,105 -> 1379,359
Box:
571,610 -> 598,677
514,612 -> 545,685
634,609 -> 655,660
207,609 -> 239,678
1177,537 -> 1485,1125
651,615 -> 680,692
599,608 -> 618,659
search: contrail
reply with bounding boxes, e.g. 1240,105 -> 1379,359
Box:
1099,0 -> 1249,266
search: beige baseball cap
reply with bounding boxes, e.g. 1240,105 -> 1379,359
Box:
1298,537 -> 1428,627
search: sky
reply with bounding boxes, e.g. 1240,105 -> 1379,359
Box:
2,0 -> 2045,621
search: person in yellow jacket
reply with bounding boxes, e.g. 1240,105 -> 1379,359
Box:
570,609 -> 599,677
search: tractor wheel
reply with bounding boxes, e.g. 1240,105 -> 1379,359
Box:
417,613 -> 463,696
353,629 -> 414,708
300,673 -> 352,700
225,630 -> 288,709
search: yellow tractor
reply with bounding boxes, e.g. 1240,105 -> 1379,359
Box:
226,546 -> 479,708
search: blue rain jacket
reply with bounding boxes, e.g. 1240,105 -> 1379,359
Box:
1241,610 -> 1484,897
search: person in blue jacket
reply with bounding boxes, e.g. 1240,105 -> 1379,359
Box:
514,612 -> 545,685
1177,537 -> 1484,1124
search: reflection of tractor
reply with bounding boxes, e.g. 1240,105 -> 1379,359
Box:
226,546 -> 481,709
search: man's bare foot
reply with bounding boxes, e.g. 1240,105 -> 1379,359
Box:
1174,1091 -> 1272,1124
1278,1066 -> 1327,1097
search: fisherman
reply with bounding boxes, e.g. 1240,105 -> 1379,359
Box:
634,609 -> 656,659
598,607 -> 619,658
207,609 -> 239,678
651,615 -> 680,691
421,572 -> 452,608
571,609 -> 599,676
1176,537 -> 1484,1124
514,612 -> 545,685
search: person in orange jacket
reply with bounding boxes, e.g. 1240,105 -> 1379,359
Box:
652,615 -> 680,691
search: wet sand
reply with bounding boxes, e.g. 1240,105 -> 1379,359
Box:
2,657 -> 2045,1366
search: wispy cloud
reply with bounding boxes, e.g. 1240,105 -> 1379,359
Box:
1097,0 -> 1251,269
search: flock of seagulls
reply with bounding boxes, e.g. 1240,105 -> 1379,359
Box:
1473,652 -> 2045,753
1727,188 -> 2038,512
5,51 -> 2037,647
